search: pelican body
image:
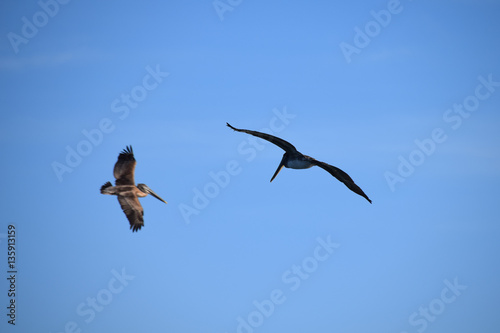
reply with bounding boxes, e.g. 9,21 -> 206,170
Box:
227,123 -> 372,203
100,146 -> 167,232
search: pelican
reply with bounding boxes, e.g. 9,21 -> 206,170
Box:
227,123 -> 372,203
100,146 -> 167,232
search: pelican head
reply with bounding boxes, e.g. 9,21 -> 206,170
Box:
137,184 -> 168,204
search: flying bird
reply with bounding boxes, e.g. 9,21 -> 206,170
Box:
100,146 -> 167,232
226,123 -> 371,203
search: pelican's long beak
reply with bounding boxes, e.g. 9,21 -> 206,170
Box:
147,188 -> 168,204
270,155 -> 286,182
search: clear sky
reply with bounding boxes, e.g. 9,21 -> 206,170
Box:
1,0 -> 500,332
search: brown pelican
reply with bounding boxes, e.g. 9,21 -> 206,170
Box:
227,123 -> 372,203
100,146 -> 167,232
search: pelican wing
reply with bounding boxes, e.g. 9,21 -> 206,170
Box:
309,158 -> 372,203
117,195 -> 144,232
227,123 -> 298,153
114,146 -> 136,186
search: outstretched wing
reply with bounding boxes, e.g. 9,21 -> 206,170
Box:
227,123 -> 298,153
117,195 -> 144,232
310,158 -> 372,203
114,146 -> 136,186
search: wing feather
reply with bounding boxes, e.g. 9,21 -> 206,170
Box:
117,195 -> 144,232
114,146 -> 136,186
310,158 -> 372,203
227,123 -> 298,153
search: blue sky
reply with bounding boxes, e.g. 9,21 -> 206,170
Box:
1,0 -> 500,332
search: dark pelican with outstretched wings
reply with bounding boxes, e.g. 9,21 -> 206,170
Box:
100,146 -> 167,231
227,123 -> 372,203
